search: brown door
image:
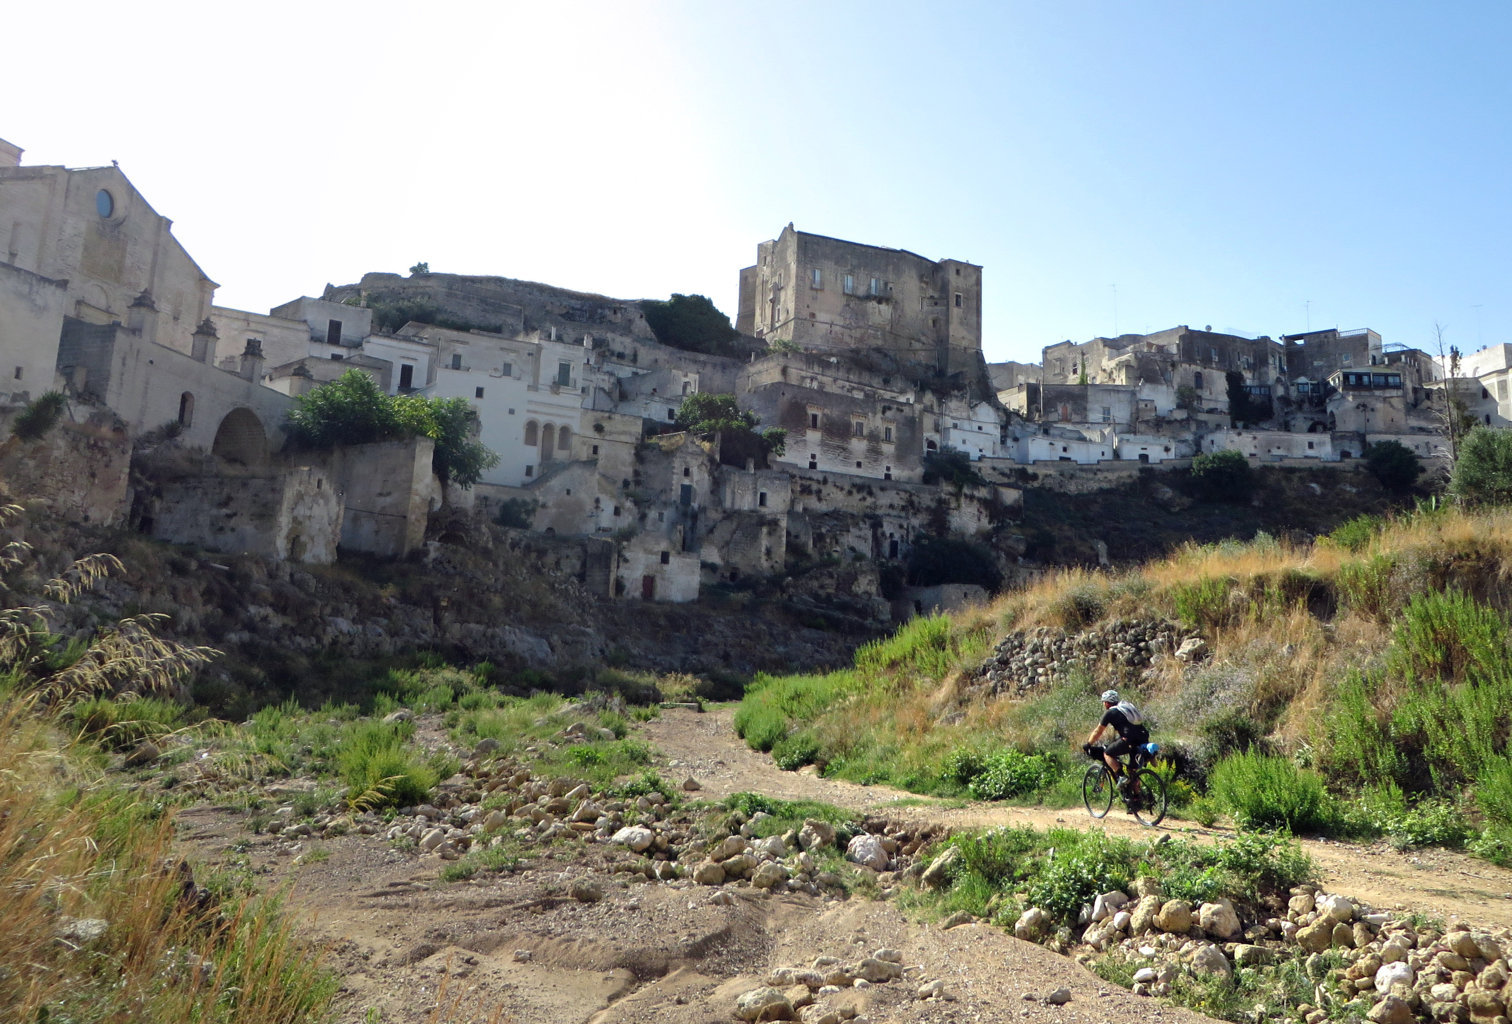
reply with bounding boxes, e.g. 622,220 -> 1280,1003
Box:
641,574 -> 656,601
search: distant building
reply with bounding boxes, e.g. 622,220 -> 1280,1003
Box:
736,224 -> 983,378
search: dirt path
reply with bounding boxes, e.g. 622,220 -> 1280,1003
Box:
170,705 -> 1512,1024
644,706 -> 1512,931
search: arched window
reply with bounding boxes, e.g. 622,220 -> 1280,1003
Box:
541,423 -> 556,461
681,380 -> 690,395
524,421 -> 538,446
557,425 -> 571,453
1193,371 -> 1204,391
177,392 -> 195,428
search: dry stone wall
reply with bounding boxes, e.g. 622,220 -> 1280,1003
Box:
972,619 -> 1202,699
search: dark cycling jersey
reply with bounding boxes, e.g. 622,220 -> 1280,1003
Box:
1099,702 -> 1150,745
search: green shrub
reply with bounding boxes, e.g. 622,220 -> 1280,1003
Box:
1189,449 -> 1253,502
70,696 -> 187,751
1209,751 -> 1336,833
731,701 -> 786,752
12,391 -> 67,440
1346,784 -> 1473,848
1451,427 -> 1512,504
1365,441 -> 1421,493
1024,829 -> 1137,920
1335,553 -> 1401,620
1386,588 -> 1511,684
772,731 -> 821,771
1170,576 -> 1234,631
336,721 -> 436,809
966,750 -> 1059,801
1325,514 -> 1383,553
941,747 -> 986,786
854,615 -> 952,675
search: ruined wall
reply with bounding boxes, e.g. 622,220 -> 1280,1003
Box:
140,459 -> 341,563
617,540 -> 699,602
0,407 -> 130,525
698,510 -> 786,580
0,261 -> 67,403
330,437 -> 436,557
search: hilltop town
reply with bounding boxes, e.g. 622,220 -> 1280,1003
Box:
0,138 -> 1488,612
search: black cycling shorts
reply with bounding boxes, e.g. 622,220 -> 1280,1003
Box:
1106,736 -> 1142,760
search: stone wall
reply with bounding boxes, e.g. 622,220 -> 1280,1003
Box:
0,261 -> 67,404
139,456 -> 341,563
330,437 -> 437,557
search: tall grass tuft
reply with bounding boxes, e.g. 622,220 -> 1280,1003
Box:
0,703 -> 335,1023
337,719 -> 438,808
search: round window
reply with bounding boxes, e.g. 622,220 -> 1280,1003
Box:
96,189 -> 114,218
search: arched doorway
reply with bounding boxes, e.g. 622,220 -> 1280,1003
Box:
541,423 -> 556,462
211,407 -> 267,465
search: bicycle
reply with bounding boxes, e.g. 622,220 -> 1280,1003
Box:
1082,742 -> 1168,826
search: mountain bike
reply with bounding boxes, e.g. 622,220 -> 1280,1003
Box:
1082,742 -> 1167,826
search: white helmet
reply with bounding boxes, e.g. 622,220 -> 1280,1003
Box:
1100,689 -> 1120,704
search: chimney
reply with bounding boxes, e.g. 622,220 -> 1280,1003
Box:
192,318 -> 219,364
0,138 -> 21,168
239,338 -> 265,381
127,290 -> 160,343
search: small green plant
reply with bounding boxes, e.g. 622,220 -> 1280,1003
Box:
772,730 -> 821,771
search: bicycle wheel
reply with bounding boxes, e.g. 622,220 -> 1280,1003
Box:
1083,763 -> 1113,819
1131,767 -> 1167,826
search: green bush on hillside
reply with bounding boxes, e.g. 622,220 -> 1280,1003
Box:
1452,427 -> 1512,504
965,749 -> 1059,801
1365,441 -> 1422,493
1209,751 -> 1336,833
1189,449 -> 1253,502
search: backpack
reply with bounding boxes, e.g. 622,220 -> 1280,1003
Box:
1114,700 -> 1143,726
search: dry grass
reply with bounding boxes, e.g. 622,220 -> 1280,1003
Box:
0,701 -> 334,1023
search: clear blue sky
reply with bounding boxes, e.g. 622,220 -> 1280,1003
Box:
6,1 -> 1509,364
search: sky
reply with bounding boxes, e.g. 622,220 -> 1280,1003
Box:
6,1 -> 1510,364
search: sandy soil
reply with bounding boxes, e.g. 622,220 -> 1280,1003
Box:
171,706 -> 1512,1024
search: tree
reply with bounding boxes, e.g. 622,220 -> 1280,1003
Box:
1451,428 -> 1512,505
673,392 -> 785,467
1434,322 -> 1472,466
922,446 -> 985,489
640,294 -> 740,356
1364,440 -> 1422,494
1225,371 -> 1252,426
409,262 -> 430,275
906,537 -> 1002,590
1189,448 -> 1253,502
284,370 -> 499,488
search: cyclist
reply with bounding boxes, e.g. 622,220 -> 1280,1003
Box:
1084,689 -> 1150,811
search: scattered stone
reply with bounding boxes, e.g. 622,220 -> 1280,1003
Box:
611,825 -> 655,853
735,987 -> 794,1022
56,917 -> 109,944
1154,899 -> 1193,934
568,878 -> 603,903
1190,944 -> 1232,978
1367,994 -> 1413,1024
1015,907 -> 1051,942
1044,987 -> 1072,1005
856,958 -> 903,983
1374,960 -> 1414,994
752,862 -> 788,890
1233,944 -> 1274,967
845,834 -> 889,871
941,911 -> 975,929
798,820 -> 836,852
1318,894 -> 1356,923
692,861 -> 726,886
920,847 -> 960,889
681,777 -> 701,792
512,949 -> 532,962
1198,899 -> 1241,940
1175,637 -> 1208,663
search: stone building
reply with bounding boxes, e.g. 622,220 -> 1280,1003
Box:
736,225 -> 983,379
1043,326 -> 1284,415
738,353 -> 925,483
